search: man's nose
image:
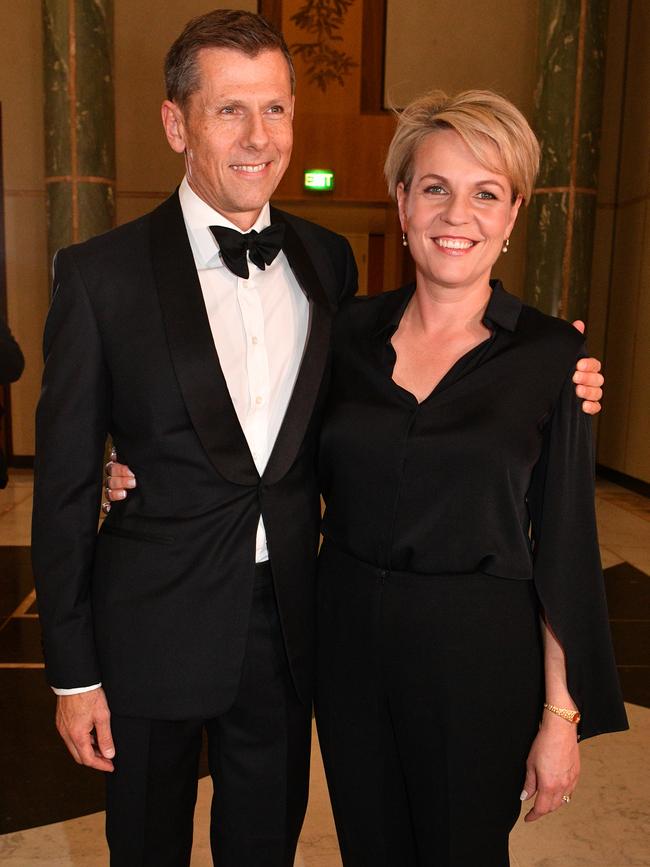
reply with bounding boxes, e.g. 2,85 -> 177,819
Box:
242,112 -> 270,149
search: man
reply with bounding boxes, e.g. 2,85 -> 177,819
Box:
33,9 -> 604,867
33,11 -> 356,866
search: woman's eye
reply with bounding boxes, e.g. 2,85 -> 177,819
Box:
476,191 -> 497,200
424,185 -> 446,195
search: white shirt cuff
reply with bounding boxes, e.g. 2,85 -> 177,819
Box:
51,683 -> 102,696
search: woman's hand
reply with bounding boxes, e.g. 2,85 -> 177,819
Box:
520,714 -> 580,822
571,321 -> 604,415
102,448 -> 136,514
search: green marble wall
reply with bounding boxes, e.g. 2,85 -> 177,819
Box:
525,0 -> 608,321
42,0 -> 115,265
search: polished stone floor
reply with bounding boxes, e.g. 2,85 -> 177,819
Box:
1,471 -> 648,866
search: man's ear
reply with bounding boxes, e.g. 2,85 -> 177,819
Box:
161,100 -> 187,154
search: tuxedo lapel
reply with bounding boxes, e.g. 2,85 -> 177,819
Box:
262,210 -> 333,485
150,192 -> 259,485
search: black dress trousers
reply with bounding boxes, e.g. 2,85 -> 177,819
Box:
105,569 -> 312,867
316,543 -> 545,867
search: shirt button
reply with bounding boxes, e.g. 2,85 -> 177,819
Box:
255,396 -> 263,405
252,336 -> 259,345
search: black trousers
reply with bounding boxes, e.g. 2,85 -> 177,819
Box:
105,567 -> 312,867
315,543 -> 545,867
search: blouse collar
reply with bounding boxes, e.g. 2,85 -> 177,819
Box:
373,279 -> 523,338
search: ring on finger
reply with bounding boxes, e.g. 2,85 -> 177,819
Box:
562,794 -> 572,804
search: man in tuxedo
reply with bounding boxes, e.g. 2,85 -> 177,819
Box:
33,8 -> 604,867
32,10 -> 356,866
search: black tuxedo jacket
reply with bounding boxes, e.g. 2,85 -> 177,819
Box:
32,191 -> 357,719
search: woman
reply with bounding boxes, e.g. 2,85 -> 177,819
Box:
315,90 -> 627,867
104,89 -> 616,865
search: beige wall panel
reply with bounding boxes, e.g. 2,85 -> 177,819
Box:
0,1 -> 45,190
597,0 -> 630,203
275,202 -> 390,236
3,195 -> 50,455
0,1 -> 46,453
494,209 -> 527,299
597,203 -> 645,470
590,0 -> 630,393
343,233 -> 368,295
278,111 -> 397,202
384,0 -> 538,117
116,194 -> 168,226
588,207 -> 615,361
624,202 -> 650,482
283,0 -> 362,115
616,0 -> 650,205
114,0 -> 256,199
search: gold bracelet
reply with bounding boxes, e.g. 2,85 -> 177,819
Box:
543,702 -> 581,724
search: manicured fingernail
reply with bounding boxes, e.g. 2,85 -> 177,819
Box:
520,790 -> 528,801
105,748 -> 115,758
125,479 -> 136,488
127,470 -> 135,478
116,490 -> 127,499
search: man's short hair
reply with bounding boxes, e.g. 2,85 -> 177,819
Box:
165,9 -> 296,109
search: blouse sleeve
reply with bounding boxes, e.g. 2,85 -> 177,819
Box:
527,361 -> 628,740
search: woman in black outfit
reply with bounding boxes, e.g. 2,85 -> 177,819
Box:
315,90 -> 627,867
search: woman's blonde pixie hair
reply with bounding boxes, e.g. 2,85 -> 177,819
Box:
384,89 -> 540,204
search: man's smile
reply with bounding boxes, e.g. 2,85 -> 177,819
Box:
231,161 -> 272,173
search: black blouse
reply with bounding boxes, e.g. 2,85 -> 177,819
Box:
319,281 -> 628,739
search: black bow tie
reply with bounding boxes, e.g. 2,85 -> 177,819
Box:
209,223 -> 285,279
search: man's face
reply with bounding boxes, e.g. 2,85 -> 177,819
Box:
162,47 -> 294,230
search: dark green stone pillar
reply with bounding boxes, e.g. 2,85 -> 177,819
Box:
524,0 -> 608,321
42,0 -> 115,265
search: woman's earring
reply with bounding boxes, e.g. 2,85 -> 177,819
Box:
402,232 -> 408,247
502,238 -> 510,253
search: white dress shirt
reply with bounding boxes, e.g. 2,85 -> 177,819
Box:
179,177 -> 309,561
53,178 -> 309,694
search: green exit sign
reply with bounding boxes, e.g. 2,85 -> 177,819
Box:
304,169 -> 335,191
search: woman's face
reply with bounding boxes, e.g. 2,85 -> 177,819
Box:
396,129 -> 522,294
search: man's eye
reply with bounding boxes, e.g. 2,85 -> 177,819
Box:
267,105 -> 284,114
220,106 -> 236,115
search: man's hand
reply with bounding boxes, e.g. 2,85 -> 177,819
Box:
56,687 -> 115,772
102,447 -> 136,514
571,320 -> 604,415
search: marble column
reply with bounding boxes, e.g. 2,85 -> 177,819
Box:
524,0 -> 608,321
42,0 -> 115,266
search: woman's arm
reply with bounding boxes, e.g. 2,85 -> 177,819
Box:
526,358 -> 626,740
521,618 -> 580,821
